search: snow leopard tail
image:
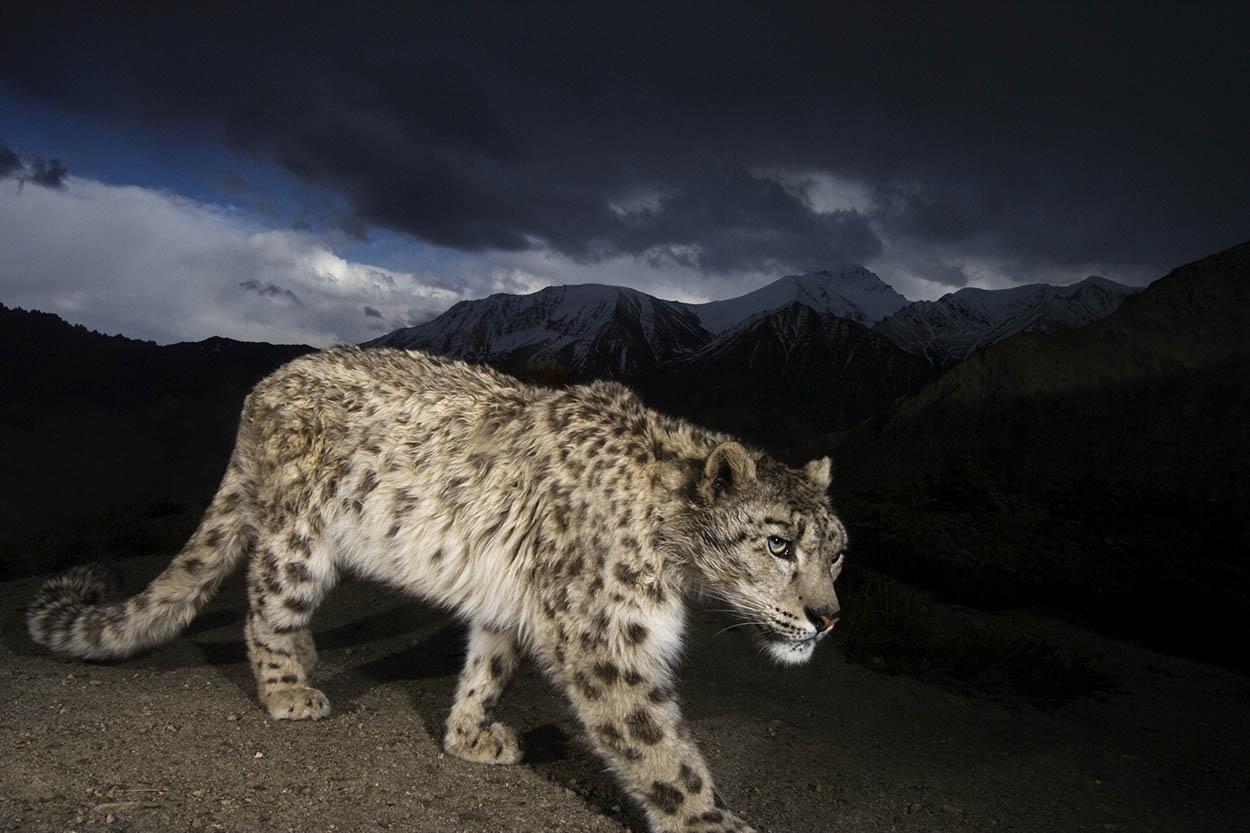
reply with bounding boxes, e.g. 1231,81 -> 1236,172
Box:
27,456 -> 254,661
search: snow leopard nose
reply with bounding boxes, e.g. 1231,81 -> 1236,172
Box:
805,606 -> 839,632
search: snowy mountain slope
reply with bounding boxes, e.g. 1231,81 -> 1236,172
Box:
873,276 -> 1140,365
681,266 -> 911,333
367,283 -> 711,380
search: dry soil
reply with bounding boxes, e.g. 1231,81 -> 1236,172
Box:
2,557 -> 1248,833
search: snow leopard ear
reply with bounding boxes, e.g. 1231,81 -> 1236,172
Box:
804,456 -> 832,491
701,442 -> 757,502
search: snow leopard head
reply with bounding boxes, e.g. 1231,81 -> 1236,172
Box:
688,442 -> 847,665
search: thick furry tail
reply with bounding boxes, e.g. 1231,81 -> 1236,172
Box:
27,462 -> 253,661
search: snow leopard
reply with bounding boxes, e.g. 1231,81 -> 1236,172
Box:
27,346 -> 847,833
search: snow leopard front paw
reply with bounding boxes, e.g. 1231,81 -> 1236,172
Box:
670,807 -> 757,833
264,687 -> 331,721
443,718 -> 523,764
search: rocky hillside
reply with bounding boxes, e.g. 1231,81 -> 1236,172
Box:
0,304 -> 312,574
835,241 -> 1250,663
637,302 -> 934,459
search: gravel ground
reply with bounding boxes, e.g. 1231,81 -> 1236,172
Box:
2,557 -> 1248,833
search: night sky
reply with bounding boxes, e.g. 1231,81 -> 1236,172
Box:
2,3 -> 1247,345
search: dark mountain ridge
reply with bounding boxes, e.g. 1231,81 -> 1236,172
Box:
840,243 -> 1250,504
0,304 -> 313,573
835,241 -> 1250,664
636,302 -> 935,457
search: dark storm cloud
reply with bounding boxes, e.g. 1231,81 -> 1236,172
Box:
0,142 -> 20,178
239,279 -> 302,305
925,264 -> 971,289
614,161 -> 882,273
2,3 -> 1247,277
27,157 -> 68,188
874,184 -> 983,246
0,140 -> 69,189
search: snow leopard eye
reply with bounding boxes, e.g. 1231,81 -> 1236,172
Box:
830,551 -> 846,575
766,535 -> 793,560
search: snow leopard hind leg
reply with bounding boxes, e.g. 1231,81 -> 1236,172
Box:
244,526 -> 336,721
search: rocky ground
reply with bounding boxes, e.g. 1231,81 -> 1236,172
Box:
2,557 -> 1248,833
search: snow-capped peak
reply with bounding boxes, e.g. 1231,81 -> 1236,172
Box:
368,283 -> 710,380
680,266 -> 910,333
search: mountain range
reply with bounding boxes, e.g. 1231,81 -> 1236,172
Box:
372,266 -> 1137,384
873,275 -> 1141,366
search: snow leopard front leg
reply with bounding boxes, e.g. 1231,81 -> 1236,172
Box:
556,615 -> 756,833
443,623 -> 523,764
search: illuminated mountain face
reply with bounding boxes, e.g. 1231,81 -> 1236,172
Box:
874,276 -> 1140,367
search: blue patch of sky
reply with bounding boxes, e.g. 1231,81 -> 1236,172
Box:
1,88 -> 297,210
1,87 -> 472,279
